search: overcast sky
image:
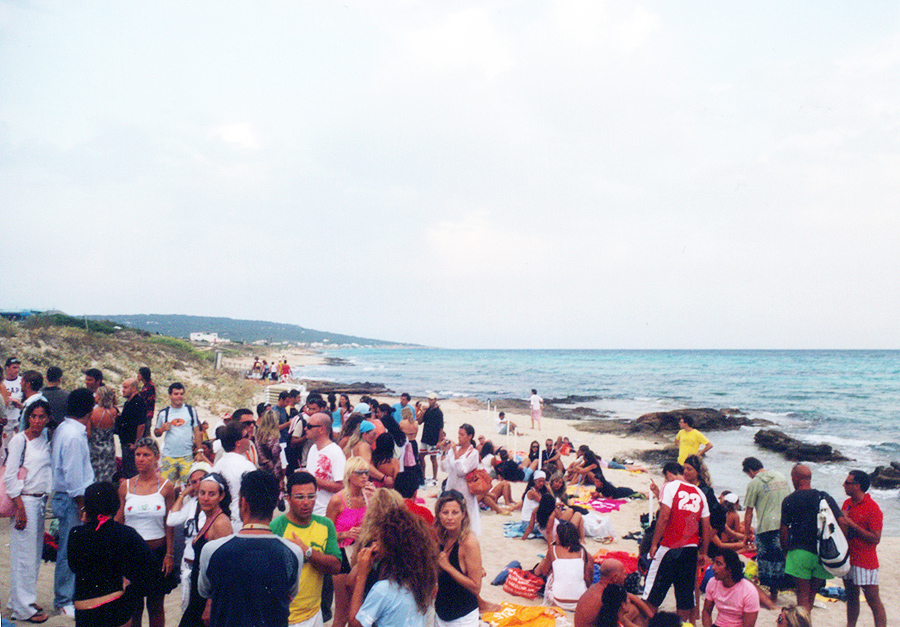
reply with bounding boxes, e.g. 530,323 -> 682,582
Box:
2,1 -> 899,349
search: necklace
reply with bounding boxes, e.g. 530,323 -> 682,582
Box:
240,523 -> 271,532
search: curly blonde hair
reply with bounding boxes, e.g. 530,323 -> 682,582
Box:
356,487 -> 404,549
375,507 -> 439,613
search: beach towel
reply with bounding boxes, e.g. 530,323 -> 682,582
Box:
504,521 -> 542,539
565,485 -> 628,513
483,602 -> 568,627
591,549 -> 639,574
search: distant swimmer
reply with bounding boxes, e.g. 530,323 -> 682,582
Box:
530,389 -> 543,430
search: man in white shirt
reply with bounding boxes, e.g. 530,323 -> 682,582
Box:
530,389 -> 543,430
304,413 -> 346,517
154,382 -> 202,485
51,388 -> 95,616
212,421 -> 257,533
2,357 -> 23,459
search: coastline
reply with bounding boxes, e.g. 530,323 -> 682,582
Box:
3,351 -> 894,626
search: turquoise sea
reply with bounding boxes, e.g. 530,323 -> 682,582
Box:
300,349 -> 900,532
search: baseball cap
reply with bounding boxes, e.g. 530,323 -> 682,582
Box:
723,492 -> 739,505
534,470 -> 547,480
354,403 -> 371,415
428,393 -> 438,400
5,357 -> 20,367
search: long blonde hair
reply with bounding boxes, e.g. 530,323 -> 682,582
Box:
434,489 -> 471,546
256,408 -> 280,444
343,423 -> 365,459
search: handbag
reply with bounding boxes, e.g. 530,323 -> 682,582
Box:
465,468 -> 492,496
502,567 -> 545,600
0,438 -> 28,518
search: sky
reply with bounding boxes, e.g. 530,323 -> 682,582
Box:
2,1 -> 899,349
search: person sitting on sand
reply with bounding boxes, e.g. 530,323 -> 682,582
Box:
575,558 -> 655,627
541,438 -> 562,474
566,445 -> 601,484
522,492 -> 584,546
534,520 -> 593,611
495,411 -> 517,435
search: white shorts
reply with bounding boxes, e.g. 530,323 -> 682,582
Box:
290,609 -> 324,627
844,566 -> 879,586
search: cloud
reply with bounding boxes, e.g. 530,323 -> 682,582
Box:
403,7 -> 513,79
425,212 -> 551,280
210,123 -> 261,150
776,128 -> 856,152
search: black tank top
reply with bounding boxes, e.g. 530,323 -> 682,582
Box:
436,540 -> 479,621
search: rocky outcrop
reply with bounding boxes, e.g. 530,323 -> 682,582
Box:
869,462 -> 900,489
300,380 -> 392,395
753,429 -> 850,463
630,408 -> 752,433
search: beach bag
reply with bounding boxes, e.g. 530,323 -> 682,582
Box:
0,440 -> 28,518
503,568 -> 545,599
402,441 -> 417,468
466,468 -> 492,496
817,492 -> 850,577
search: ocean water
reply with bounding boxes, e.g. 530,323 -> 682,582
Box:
301,349 -> 900,532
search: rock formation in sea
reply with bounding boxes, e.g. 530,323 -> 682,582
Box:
753,429 -> 850,463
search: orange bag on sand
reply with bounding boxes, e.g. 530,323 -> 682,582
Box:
502,568 -> 545,599
466,469 -> 492,496
483,602 -> 567,627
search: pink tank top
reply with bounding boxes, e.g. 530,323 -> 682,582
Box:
335,491 -> 367,548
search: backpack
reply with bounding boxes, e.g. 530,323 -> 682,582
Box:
161,405 -> 198,429
817,491 -> 850,578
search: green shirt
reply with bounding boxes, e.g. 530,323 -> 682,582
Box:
744,469 -> 790,534
270,513 -> 341,623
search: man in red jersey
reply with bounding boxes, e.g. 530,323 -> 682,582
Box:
644,461 -> 712,623
842,470 -> 885,627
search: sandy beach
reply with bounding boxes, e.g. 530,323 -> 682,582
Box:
2,359 -> 894,627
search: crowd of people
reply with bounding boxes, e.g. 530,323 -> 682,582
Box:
0,356 -> 887,627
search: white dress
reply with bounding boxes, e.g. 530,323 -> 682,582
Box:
440,445 -> 481,535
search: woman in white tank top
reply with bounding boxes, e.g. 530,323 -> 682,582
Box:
116,437 -> 177,627
533,520 -> 592,611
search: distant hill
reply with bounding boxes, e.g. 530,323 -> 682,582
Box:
89,314 -> 410,347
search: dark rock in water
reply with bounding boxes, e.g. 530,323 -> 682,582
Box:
631,408 -> 751,433
869,464 -> 900,489
753,429 -> 851,463
300,380 -> 392,395
633,446 -> 680,465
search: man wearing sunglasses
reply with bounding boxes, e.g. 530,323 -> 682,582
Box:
304,413 -> 346,517
271,471 -> 342,627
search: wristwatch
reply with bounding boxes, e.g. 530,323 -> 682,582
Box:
305,546 -> 313,559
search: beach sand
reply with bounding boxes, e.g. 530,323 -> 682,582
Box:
2,380 -> 894,627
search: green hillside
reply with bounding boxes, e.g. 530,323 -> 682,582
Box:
88,314 -> 410,346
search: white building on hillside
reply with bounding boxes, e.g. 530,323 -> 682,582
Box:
190,332 -> 219,343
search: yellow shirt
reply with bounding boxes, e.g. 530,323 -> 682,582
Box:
270,514 -> 341,623
675,428 -> 709,464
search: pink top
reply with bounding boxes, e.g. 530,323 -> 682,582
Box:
335,491 -> 367,548
705,577 -> 759,627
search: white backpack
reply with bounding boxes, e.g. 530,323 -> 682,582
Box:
817,492 -> 850,578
